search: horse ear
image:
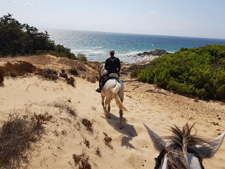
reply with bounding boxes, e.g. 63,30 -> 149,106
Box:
100,64 -> 107,76
189,132 -> 225,158
100,64 -> 104,69
143,123 -> 166,152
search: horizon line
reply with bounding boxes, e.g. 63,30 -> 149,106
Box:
41,27 -> 225,41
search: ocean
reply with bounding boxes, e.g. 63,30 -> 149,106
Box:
46,29 -> 225,64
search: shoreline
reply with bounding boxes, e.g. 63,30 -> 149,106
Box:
86,49 -> 170,64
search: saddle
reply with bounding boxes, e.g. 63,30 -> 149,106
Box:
100,73 -> 120,89
108,73 -> 119,78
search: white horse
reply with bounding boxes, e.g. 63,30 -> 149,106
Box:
144,123 -> 225,169
99,64 -> 127,128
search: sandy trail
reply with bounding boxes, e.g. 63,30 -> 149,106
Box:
0,56 -> 224,169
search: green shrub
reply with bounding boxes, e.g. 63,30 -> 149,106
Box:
136,44 -> 225,100
130,69 -> 140,78
0,14 -> 77,60
216,84 -> 225,99
77,54 -> 87,61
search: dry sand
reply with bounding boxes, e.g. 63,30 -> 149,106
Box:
0,55 -> 225,169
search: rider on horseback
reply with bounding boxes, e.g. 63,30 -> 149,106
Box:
96,50 -> 121,93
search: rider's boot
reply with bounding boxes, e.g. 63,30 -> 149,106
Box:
96,88 -> 101,93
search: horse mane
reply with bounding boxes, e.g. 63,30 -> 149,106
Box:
162,123 -> 211,169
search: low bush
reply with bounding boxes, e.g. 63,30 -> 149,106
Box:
72,153 -> 91,169
59,69 -> 68,79
4,61 -> 36,77
70,68 -> 79,76
0,114 -> 45,168
77,54 -> 87,62
40,69 -> 58,80
66,77 -> 75,87
136,44 -> 225,100
130,69 -> 140,78
82,118 -> 93,133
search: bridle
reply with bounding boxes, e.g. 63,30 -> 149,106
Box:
154,147 -> 205,169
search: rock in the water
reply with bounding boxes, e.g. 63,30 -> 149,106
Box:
137,49 -> 170,57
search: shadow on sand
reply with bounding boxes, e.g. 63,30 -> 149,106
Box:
101,110 -> 138,149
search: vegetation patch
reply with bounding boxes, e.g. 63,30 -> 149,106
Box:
34,113 -> 53,128
40,69 -> 58,80
95,147 -> 101,157
69,67 -> 79,76
59,69 -> 68,79
136,44 -> 225,100
83,138 -> 90,148
72,153 -> 92,169
53,103 -> 77,116
82,118 -> 93,133
103,132 -> 112,148
78,66 -> 86,72
0,14 -> 78,60
0,114 -> 46,169
130,69 -> 141,78
77,54 -> 87,62
66,77 -> 75,87
4,61 -> 36,77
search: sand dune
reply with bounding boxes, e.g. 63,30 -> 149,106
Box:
0,55 -> 224,169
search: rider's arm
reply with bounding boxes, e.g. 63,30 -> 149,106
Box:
105,59 -> 109,71
117,58 -> 121,73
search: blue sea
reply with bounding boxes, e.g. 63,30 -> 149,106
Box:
46,29 -> 225,64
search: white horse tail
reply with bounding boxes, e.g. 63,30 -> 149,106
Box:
112,82 -> 127,111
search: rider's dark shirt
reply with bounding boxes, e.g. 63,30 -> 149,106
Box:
105,57 -> 121,75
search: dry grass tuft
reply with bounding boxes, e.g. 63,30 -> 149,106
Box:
0,114 -> 45,169
87,77 -> 97,83
78,66 -> 86,71
83,138 -> 90,148
34,113 -> 52,128
66,77 -> 75,87
54,103 -> 77,116
59,69 -> 68,79
59,69 -> 75,87
103,132 -> 112,148
72,153 -> 92,169
40,69 -> 58,80
81,118 -> 93,133
4,61 -> 36,77
95,147 -> 101,157
69,68 -> 79,76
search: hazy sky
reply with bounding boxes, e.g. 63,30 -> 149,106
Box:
0,0 -> 225,39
